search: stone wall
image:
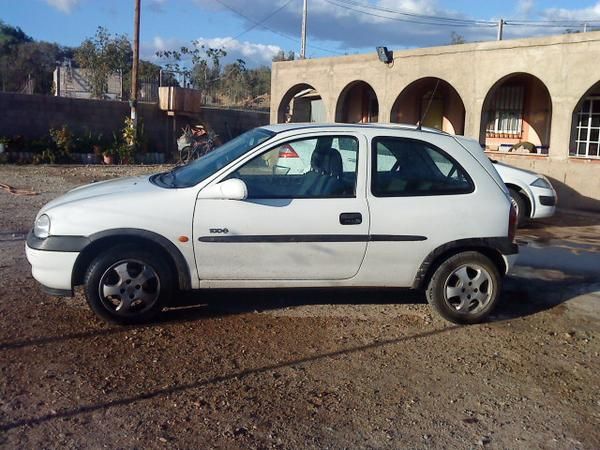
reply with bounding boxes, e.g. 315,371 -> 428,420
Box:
0,92 -> 269,154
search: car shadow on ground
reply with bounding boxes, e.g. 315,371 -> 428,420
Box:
492,272 -> 600,321
3,269 -> 598,353
161,270 -> 600,325
520,209 -> 600,231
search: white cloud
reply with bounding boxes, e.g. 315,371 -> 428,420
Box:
143,36 -> 282,67
146,0 -> 168,13
540,1 -> 600,21
45,0 -> 80,13
516,0 -> 535,17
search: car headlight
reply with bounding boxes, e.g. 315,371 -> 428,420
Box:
34,214 -> 51,238
530,177 -> 552,189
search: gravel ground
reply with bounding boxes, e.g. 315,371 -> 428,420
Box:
0,165 -> 599,449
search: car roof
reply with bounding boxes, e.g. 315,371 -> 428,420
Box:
261,122 -> 448,136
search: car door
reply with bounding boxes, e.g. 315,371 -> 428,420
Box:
193,132 -> 369,280
362,134 -> 478,286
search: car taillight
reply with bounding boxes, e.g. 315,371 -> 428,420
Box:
278,144 -> 299,158
508,200 -> 518,242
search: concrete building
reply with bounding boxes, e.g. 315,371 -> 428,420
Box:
53,66 -> 122,100
271,32 -> 600,211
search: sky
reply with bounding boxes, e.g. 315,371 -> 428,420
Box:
2,0 -> 600,67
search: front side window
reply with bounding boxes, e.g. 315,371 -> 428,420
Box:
371,137 -> 473,197
228,135 -> 359,199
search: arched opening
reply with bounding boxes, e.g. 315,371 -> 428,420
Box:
570,81 -> 600,158
480,73 -> 552,155
390,77 -> 465,134
277,83 -> 325,123
335,81 -> 379,123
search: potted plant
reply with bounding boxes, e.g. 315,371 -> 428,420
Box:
102,147 -> 116,165
121,118 -> 137,160
117,144 -> 134,165
49,125 -> 74,163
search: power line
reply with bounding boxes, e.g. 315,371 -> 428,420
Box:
324,0 -> 496,28
228,0 -> 296,42
326,0 -> 600,32
505,21 -> 600,28
214,0 -> 346,55
185,0 -> 294,67
332,0 -> 496,26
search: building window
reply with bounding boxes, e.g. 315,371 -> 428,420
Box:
486,85 -> 524,137
572,97 -> 600,158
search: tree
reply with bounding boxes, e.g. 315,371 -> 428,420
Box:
450,32 -> 466,45
75,26 -> 132,98
157,39 -> 274,108
246,66 -> 271,98
156,40 -> 226,93
0,20 -> 71,93
272,49 -> 296,62
221,59 -> 248,104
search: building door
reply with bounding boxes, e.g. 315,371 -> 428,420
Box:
421,95 -> 444,130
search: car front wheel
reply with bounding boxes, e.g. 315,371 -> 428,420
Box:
426,251 -> 501,324
84,245 -> 173,324
508,187 -> 527,226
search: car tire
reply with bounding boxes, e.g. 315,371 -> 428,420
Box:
508,187 -> 528,226
426,251 -> 501,325
84,245 -> 173,324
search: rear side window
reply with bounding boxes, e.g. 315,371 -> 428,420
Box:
371,137 -> 474,197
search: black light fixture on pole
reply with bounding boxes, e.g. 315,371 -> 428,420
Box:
376,46 -> 393,64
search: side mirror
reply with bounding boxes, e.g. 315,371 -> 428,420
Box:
198,178 -> 248,200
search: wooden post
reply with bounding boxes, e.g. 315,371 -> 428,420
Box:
130,0 -> 141,132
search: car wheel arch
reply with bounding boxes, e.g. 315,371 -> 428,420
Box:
505,183 -> 532,218
71,229 -> 192,291
413,240 -> 508,290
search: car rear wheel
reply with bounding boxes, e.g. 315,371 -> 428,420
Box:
426,251 -> 501,324
84,245 -> 173,324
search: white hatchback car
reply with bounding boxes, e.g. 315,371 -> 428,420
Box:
491,161 -> 557,225
26,124 -> 518,325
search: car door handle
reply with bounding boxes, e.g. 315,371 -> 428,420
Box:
339,212 -> 362,225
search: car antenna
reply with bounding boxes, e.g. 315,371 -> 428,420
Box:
416,79 -> 441,131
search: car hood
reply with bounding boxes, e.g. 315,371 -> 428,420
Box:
40,175 -> 157,214
492,161 -> 539,182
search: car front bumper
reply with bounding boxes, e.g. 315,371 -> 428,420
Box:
25,231 -> 81,296
530,186 -> 557,219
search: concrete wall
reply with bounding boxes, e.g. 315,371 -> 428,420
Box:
271,32 -> 600,211
0,92 -> 269,154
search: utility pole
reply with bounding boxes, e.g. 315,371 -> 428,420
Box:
497,18 -> 504,41
130,0 -> 141,132
300,0 -> 307,58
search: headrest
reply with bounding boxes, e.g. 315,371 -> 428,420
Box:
311,147 -> 343,177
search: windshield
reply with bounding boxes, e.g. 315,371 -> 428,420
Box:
152,128 -> 275,188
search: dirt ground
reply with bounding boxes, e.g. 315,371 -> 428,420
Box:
0,165 -> 599,449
